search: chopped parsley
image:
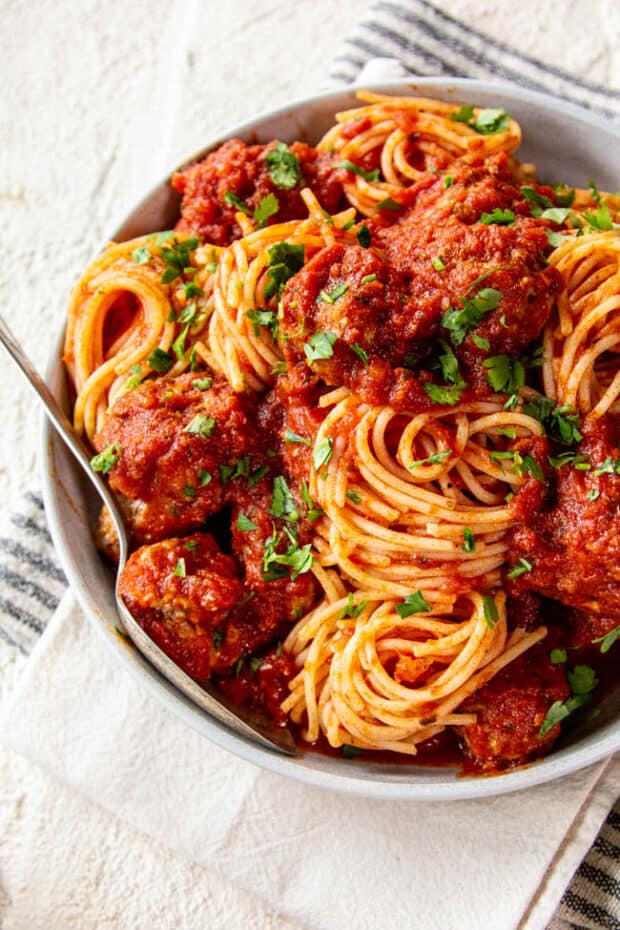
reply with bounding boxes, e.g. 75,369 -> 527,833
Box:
284,429 -> 311,446
539,664 -> 598,738
132,246 -> 152,264
482,595 -> 499,629
423,382 -> 465,406
147,347 -> 174,372
264,242 -> 305,298
183,415 -> 216,437
265,143 -> 304,189
301,479 -> 324,521
546,229 -> 571,248
212,629 -> 224,649
593,624 -> 620,654
313,437 -> 333,471
248,465 -> 270,488
335,159 -> 380,183
341,744 -> 363,758
356,224 -> 371,248
346,489 -> 362,504
441,287 -> 501,346
593,456 -> 620,476
450,105 -> 510,134
463,527 -> 475,552
319,283 -> 349,304
184,540 -> 199,551
198,469 -> 212,486
254,193 -> 280,228
550,648 -> 567,665
361,273 -> 377,284
236,512 -> 258,532
506,557 -> 533,580
483,354 -> 525,394
90,443 -> 121,475
160,237 -> 199,285
583,201 -> 620,231
409,449 -> 451,469
375,197 -> 403,211
173,558 -> 186,578
262,527 -> 313,580
432,255 -> 446,271
522,396 -> 582,446
396,591 -> 431,618
304,330 -> 337,362
247,309 -> 279,339
480,208 -> 515,225
350,343 -> 369,365
443,175 -> 453,188
270,476 -> 299,522
521,186 -> 554,217
183,485 -> 196,497
588,179 -> 601,202
539,207 -> 571,224
471,333 -> 490,351
338,593 -> 369,620
586,487 -> 600,502
193,376 -> 212,390
548,452 -> 590,470
224,190 -> 252,215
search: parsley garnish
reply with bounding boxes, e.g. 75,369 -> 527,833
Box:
184,540 -> 199,551
443,175 -> 453,188
463,527 -> 475,552
304,331 -> 337,362
482,595 -> 499,629
506,557 -> 533,580
319,283 -> 349,304
583,201 -> 620,231
132,246 -> 152,264
262,527 -> 313,580
90,443 -> 121,475
548,452 -> 590,470
442,287 -> 501,346
550,648 -> 567,665
432,256 -> 446,271
265,142 -> 304,189
341,744 -> 363,758
451,105 -> 510,134
313,437 -> 333,470
193,377 -> 212,390
224,190 -> 252,216
480,208 -> 515,225
265,242 -> 305,298
521,186 -> 554,217
396,591 -> 431,618
248,465 -> 270,488
338,593 -> 369,620
183,485 -> 196,497
254,193 -> 279,228
212,629 -> 224,649
423,382 -> 464,406
375,197 -> 403,211
361,273 -> 377,284
160,237 -> 199,285
183,415 -> 216,438
335,159 -> 380,182
270,476 -> 298,522
471,333 -> 490,351
409,450 -> 451,469
236,512 -> 258,532
356,224 -> 371,248
351,343 -> 369,365
247,309 -> 279,339
346,489 -> 362,504
586,487 -> 600,502
522,396 -> 582,446
545,229 -> 571,248
483,354 -> 525,393
198,469 -> 212,486
539,664 -> 598,738
593,624 -> 620,654
284,429 -> 311,446
173,558 -> 186,578
594,456 -> 620,476
147,347 -> 174,372
301,479 -> 324,521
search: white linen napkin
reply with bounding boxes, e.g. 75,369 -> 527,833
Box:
1,590 -> 618,930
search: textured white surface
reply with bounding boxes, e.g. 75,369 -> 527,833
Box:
0,1 -> 368,925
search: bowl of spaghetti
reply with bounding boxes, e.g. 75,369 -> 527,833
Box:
43,78 -> 620,799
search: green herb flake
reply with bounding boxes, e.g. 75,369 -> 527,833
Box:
432,255 -> 446,271
550,648 -> 567,665
193,376 -> 212,390
546,229 -> 571,248
341,744 -> 363,758
248,465 -> 270,488
173,558 -> 186,578
483,354 -> 525,394
266,142 -> 304,189
236,512 -> 259,532
480,208 -> 515,226
183,415 -> 216,438
346,489 -> 362,504
212,629 -> 224,649
463,527 -> 475,552
313,436 -> 333,471
396,591 -> 431,618
482,595 -> 499,629
593,624 -> 620,654
183,485 -> 196,498
159,236 -> 199,285
224,190 -> 252,216
90,443 -> 121,475
198,469 -> 212,486
375,197 -> 403,211
443,175 -> 453,188
254,192 -> 280,228
507,557 -> 533,580
361,273 -> 378,284
522,396 -> 582,446
265,242 -> 305,298
184,540 -> 199,551
284,429 -> 311,446
423,382 -> 464,406
132,246 -> 152,264
338,593 -> 369,620
304,330 -> 337,363
335,159 -> 380,183
319,283 -> 349,304
270,476 -> 299,522
356,224 -> 371,248
409,449 -> 452,469
147,347 -> 174,373
586,487 -> 600,502
471,333 -> 490,351
442,287 -> 501,346
351,343 -> 369,365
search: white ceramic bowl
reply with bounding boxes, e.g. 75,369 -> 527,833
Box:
41,78 -> 620,800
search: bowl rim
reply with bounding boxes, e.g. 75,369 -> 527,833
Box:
41,75 -> 620,801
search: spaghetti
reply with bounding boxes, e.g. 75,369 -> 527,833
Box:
64,91 -> 620,772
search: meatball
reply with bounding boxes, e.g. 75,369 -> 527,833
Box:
460,640 -> 570,770
508,417 -> 620,626
94,374 -> 264,544
172,139 -> 345,246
